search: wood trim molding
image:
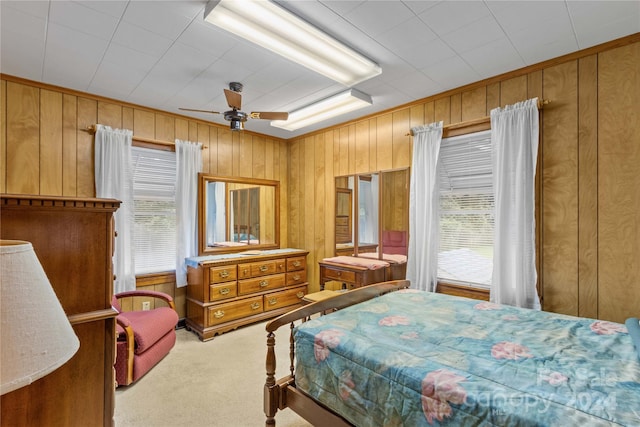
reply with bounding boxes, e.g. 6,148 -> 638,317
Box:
437,282 -> 490,301
136,271 -> 177,287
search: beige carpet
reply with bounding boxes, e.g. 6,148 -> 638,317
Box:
115,321 -> 313,427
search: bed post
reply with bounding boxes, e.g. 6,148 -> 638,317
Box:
265,331 -> 278,427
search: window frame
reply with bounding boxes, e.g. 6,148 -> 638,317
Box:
131,144 -> 177,276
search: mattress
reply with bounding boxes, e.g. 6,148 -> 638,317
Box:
293,290 -> 640,426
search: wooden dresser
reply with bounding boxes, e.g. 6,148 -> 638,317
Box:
0,194 -> 120,427
186,249 -> 308,341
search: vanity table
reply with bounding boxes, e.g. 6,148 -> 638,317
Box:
185,248 -> 308,341
319,259 -> 386,290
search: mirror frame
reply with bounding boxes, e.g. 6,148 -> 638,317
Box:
198,174 -> 280,255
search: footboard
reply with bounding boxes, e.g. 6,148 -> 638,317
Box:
263,280 -> 410,426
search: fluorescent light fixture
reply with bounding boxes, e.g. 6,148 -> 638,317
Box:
204,0 -> 381,86
271,89 -> 372,131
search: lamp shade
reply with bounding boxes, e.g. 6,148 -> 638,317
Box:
1,240 -> 80,395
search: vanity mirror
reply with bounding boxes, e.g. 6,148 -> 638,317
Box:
198,174 -> 280,254
334,168 -> 409,258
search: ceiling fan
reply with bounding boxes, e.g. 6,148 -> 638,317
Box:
179,82 -> 288,131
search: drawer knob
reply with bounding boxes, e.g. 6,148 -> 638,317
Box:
259,280 -> 269,288
296,292 -> 304,298
293,274 -> 300,281
219,270 -> 229,278
250,302 -> 260,310
219,287 -> 230,295
213,310 -> 225,319
293,261 -> 301,267
268,298 -> 277,306
259,265 -> 269,272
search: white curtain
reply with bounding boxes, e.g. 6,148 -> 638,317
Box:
407,122 -> 443,292
94,125 -> 136,294
490,98 -> 540,309
206,181 -> 226,245
175,139 -> 202,287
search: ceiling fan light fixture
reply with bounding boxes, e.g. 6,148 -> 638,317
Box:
270,89 -> 372,132
204,0 -> 381,86
230,119 -> 244,131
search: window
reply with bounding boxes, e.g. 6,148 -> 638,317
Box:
438,130 -> 493,288
131,146 -> 176,274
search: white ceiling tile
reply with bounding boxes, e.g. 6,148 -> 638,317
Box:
441,15 -> 505,53
421,55 -> 481,91
43,51 -> 101,90
43,22 -> 109,88
568,1 -> 640,48
276,0 -> 342,30
401,1 -> 441,16
121,1 -> 194,40
0,0 -> 49,19
88,60 -> 146,99
387,70 -> 443,100
111,21 -> 173,58
177,21 -> 236,57
102,43 -> 158,75
461,37 -> 525,78
320,1 -> 366,17
79,1 -> 129,18
376,16 -> 438,53
1,4 -> 47,42
49,1 -> 119,40
0,4 -> 47,77
418,1 -> 491,36
344,1 -> 415,37
574,15 -> 640,49
0,33 -> 45,80
408,38 -> 457,70
486,1 -> 569,35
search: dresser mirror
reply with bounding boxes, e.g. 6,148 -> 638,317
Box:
380,168 -> 410,256
335,168 -> 409,257
199,174 -> 280,255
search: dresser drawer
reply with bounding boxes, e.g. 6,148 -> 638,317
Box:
263,286 -> 306,312
323,268 -> 355,283
286,270 -> 307,286
206,296 -> 263,327
209,282 -> 237,302
238,259 -> 285,278
209,265 -> 237,284
335,216 -> 349,226
286,256 -> 306,272
238,274 -> 285,295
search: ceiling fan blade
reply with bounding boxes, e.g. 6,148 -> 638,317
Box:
224,89 -> 242,110
179,107 -> 220,114
250,112 -> 289,120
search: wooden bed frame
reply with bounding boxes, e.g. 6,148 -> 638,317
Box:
264,280 -> 410,427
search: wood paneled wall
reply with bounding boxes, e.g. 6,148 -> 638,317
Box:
1,35 -> 639,323
288,36 -> 640,323
0,77 -> 288,318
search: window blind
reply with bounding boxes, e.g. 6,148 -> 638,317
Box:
131,146 -> 177,274
438,130 -> 493,288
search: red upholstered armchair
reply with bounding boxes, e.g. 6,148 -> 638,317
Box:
112,290 -> 179,386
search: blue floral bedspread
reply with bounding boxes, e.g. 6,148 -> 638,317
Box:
293,290 -> 640,426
